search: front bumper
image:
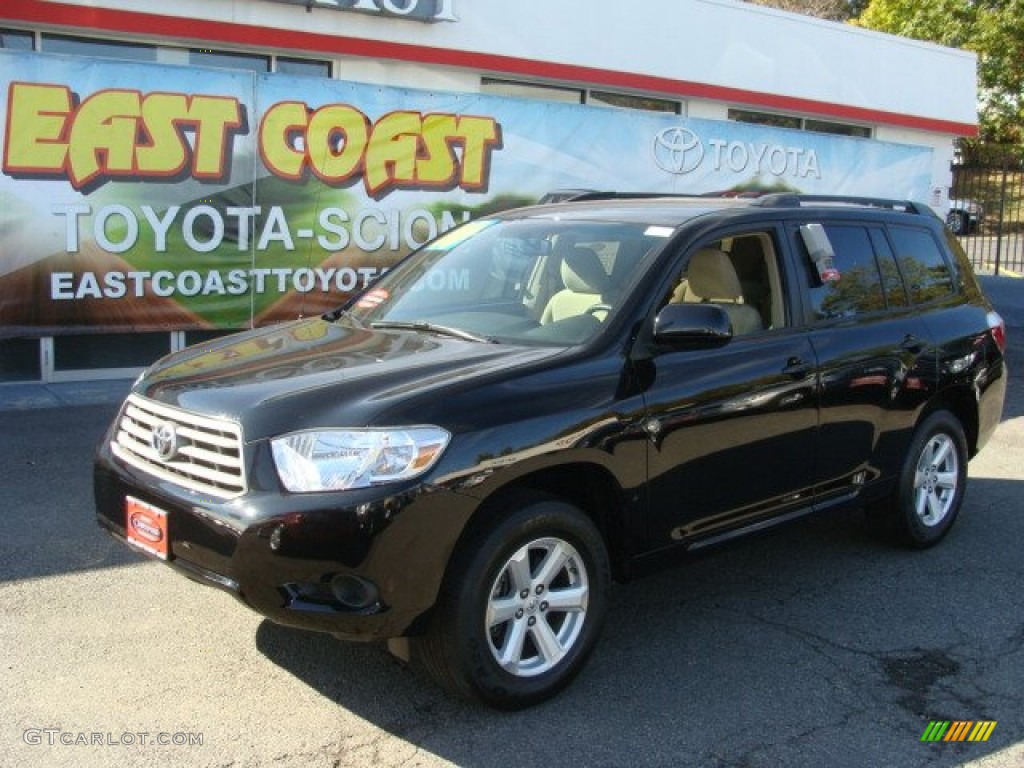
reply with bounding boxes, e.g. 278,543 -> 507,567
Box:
94,436 -> 477,640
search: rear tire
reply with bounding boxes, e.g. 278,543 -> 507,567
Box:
867,410 -> 968,549
413,493 -> 610,709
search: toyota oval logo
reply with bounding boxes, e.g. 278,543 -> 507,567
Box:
653,127 -> 705,175
151,421 -> 179,461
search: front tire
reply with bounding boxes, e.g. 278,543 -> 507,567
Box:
413,493 -> 610,709
868,410 -> 968,548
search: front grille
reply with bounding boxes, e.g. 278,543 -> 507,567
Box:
112,394 -> 246,499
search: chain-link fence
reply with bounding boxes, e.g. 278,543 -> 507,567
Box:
949,142 -> 1024,275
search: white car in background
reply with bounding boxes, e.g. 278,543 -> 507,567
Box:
947,198 -> 984,235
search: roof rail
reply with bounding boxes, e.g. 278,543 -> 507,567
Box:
751,194 -> 927,214
539,191 -> 936,217
552,191 -> 700,202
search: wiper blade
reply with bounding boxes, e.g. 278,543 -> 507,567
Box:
370,321 -> 496,344
324,308 -> 365,328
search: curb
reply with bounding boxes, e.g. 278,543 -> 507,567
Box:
0,379 -> 132,413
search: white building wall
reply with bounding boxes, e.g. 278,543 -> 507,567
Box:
25,0 -> 977,132
685,101 -> 730,121
876,126 -> 956,208
334,57 -> 479,92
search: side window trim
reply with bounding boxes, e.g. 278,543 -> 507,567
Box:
867,226 -> 910,310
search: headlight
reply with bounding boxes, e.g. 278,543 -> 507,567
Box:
270,427 -> 450,492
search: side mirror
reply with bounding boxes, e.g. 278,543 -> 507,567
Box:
653,304 -> 732,345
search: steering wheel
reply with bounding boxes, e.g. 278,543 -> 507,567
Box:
584,303 -> 613,319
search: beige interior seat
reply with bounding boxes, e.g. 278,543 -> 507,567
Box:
540,247 -> 611,324
681,248 -> 764,335
728,237 -> 771,324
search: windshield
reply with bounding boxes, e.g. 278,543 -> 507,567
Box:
344,217 -> 672,345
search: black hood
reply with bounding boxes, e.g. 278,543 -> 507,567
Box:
135,318 -> 562,441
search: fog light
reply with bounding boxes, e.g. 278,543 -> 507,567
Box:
330,574 -> 379,609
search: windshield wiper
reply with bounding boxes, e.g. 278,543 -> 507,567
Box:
324,308 -> 366,328
370,321 -> 496,344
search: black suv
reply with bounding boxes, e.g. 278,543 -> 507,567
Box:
95,194 -> 1008,709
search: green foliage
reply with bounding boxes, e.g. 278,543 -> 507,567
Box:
856,0 -> 1024,142
973,0 -> 1024,142
727,177 -> 801,195
855,0 -> 975,48
745,0 -> 866,21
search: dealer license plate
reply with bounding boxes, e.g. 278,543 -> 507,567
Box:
124,496 -> 170,560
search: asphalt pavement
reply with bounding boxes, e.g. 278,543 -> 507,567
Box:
978,273 -> 1024,327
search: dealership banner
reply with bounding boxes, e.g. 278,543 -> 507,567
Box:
0,50 -> 934,336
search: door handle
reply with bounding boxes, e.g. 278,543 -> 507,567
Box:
782,357 -> 813,377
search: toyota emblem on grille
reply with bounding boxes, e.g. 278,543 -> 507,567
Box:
151,422 -> 179,461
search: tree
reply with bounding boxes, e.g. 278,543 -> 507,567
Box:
745,0 -> 866,21
855,0 -> 1024,143
855,0 -> 974,47
973,0 -> 1024,142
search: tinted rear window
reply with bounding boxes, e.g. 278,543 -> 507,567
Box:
806,224 -> 887,320
887,226 -> 955,304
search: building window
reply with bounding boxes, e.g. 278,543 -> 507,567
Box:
275,56 -> 332,78
729,109 -> 801,131
1,29 -> 34,50
804,119 -> 872,138
481,78 -> 583,104
481,80 -> 685,114
729,109 -> 871,139
190,49 -> 270,73
0,339 -> 40,382
53,333 -> 171,372
183,330 -> 235,348
587,90 -> 681,114
41,33 -> 157,61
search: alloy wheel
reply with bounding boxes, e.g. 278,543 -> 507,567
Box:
485,536 -> 590,677
913,433 -> 960,527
